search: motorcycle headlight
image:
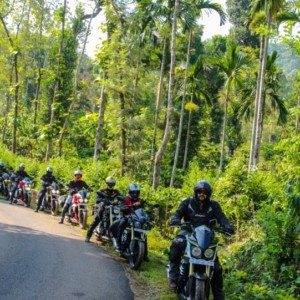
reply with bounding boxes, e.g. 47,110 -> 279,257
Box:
79,199 -> 84,203
113,207 -> 120,214
84,199 -> 88,203
191,247 -> 202,258
204,248 -> 215,259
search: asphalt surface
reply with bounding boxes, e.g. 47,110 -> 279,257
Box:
0,199 -> 134,300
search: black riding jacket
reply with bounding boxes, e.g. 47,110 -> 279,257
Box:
96,188 -> 121,204
66,179 -> 90,194
171,196 -> 234,233
41,173 -> 56,186
12,170 -> 31,181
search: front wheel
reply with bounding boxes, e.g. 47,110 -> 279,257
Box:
195,279 -> 209,300
128,240 -> 145,270
79,210 -> 87,229
51,200 -> 59,216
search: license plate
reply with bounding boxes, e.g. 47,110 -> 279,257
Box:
189,258 -> 214,266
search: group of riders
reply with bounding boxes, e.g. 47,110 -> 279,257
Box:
0,161 -> 234,300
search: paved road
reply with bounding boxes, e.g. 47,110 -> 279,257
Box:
0,199 -> 134,300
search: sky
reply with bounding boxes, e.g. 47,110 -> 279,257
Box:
84,0 -> 230,58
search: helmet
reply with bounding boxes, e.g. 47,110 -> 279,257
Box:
105,176 -> 116,188
19,163 -> 25,170
74,170 -> 82,176
128,183 -> 140,198
46,166 -> 53,173
194,180 -> 212,198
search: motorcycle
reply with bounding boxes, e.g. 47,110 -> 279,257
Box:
0,172 -> 12,200
37,182 -> 60,215
11,176 -> 34,207
69,189 -> 89,229
112,207 -> 152,270
93,196 -> 122,241
167,220 -> 231,300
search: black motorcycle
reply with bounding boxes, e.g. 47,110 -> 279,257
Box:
0,172 -> 12,200
167,220 -> 231,300
94,199 -> 121,241
113,207 -> 152,270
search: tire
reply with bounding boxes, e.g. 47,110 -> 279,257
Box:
80,210 -> 87,229
51,200 -> 59,216
195,279 -> 208,300
128,240 -> 145,270
25,193 -> 31,207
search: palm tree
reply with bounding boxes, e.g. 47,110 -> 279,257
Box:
152,0 -> 179,189
169,0 -> 226,186
238,51 -> 288,136
248,0 -> 287,171
210,42 -> 248,171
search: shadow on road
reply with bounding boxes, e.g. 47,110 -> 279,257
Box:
0,222 -> 134,300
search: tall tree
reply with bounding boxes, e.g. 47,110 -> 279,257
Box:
152,0 -> 179,189
249,0 -> 287,171
211,42 -> 248,170
170,0 -> 226,186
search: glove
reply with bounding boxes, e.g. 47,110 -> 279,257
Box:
169,218 -> 181,226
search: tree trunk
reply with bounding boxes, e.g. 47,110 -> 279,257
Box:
12,53 -> 20,154
152,0 -> 179,189
0,15 -> 20,154
249,37 -> 264,172
182,109 -> 192,170
219,91 -> 229,171
296,89 -> 300,133
170,30 -> 192,187
45,0 -> 67,160
253,27 -> 270,168
149,38 -> 167,183
120,92 -> 126,176
94,83 -> 107,161
33,1 -> 45,126
2,66 -> 14,143
33,67 -> 42,125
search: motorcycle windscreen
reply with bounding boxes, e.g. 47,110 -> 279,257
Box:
194,225 -> 214,249
78,190 -> 87,198
134,208 -> 149,223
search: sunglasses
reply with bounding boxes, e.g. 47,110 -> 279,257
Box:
197,189 -> 207,195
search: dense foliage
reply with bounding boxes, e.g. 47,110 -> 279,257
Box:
0,0 -> 299,298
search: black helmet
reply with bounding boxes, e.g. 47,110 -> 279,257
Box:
105,176 -> 116,188
194,180 -> 212,198
128,183 -> 140,198
46,166 -> 53,173
19,163 -> 25,170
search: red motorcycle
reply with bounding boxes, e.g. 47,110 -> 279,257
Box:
11,177 -> 33,207
69,190 -> 89,229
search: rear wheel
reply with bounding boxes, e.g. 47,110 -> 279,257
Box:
128,240 -> 145,270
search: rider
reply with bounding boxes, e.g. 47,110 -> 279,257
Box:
167,180 -> 234,299
9,163 -> 32,205
110,183 -> 143,252
58,170 -> 90,224
85,176 -> 121,242
0,161 -> 8,175
35,167 -> 57,212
